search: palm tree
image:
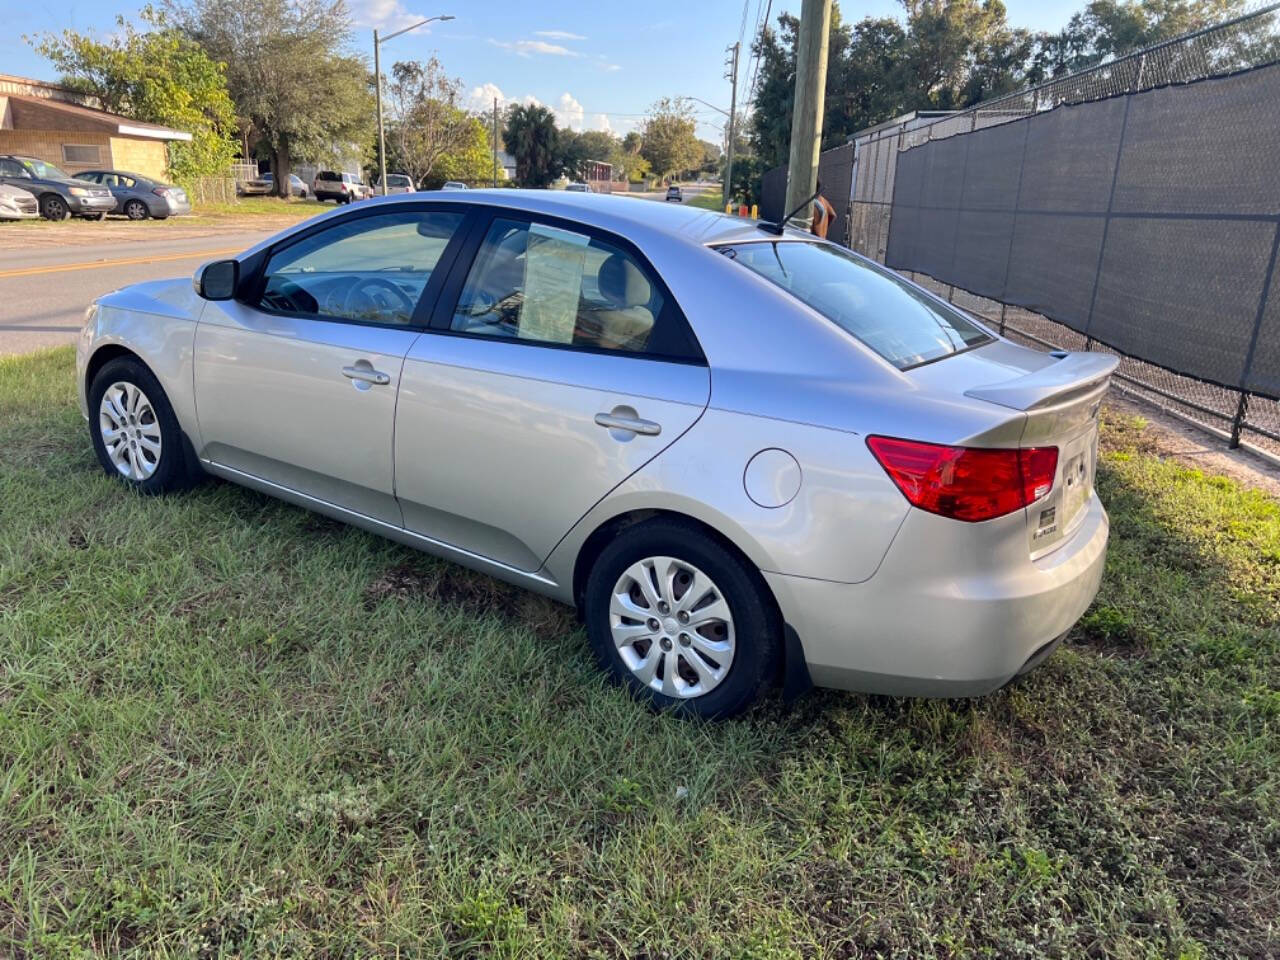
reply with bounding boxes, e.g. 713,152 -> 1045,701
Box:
502,104 -> 561,187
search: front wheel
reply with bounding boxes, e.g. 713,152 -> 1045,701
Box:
40,195 -> 70,221
584,519 -> 780,718
88,357 -> 194,494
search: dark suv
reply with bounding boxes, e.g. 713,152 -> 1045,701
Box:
665,184 -> 683,202
0,155 -> 116,220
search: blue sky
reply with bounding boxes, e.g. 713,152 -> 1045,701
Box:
2,0 -> 1084,141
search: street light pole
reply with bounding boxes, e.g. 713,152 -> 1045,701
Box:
374,29 -> 386,196
373,14 -> 454,196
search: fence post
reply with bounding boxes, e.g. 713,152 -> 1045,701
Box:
1230,392 -> 1250,449
998,303 -> 1007,335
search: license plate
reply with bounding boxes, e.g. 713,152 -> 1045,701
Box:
1061,450 -> 1089,526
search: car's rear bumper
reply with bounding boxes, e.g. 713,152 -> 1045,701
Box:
767,494 -> 1109,697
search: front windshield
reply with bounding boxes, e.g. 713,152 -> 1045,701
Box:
20,158 -> 71,180
716,240 -> 992,369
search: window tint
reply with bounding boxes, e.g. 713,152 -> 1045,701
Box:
76,172 -> 101,184
716,240 -> 992,369
451,218 -> 678,356
19,158 -> 71,180
0,159 -> 27,177
258,210 -> 464,326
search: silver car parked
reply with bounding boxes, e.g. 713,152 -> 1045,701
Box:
74,170 -> 192,219
75,191 -> 1114,717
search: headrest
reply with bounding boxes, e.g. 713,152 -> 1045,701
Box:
597,253 -> 652,309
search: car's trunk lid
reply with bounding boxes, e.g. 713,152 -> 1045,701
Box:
966,350 -> 1117,555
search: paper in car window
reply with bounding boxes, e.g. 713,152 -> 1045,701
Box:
519,223 -> 588,344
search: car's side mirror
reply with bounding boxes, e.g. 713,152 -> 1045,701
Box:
194,259 -> 238,300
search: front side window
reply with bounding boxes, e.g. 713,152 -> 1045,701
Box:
716,240 -> 992,369
257,209 -> 464,326
451,218 -> 693,357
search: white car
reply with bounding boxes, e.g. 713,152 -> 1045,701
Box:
0,182 -> 39,219
441,181 -> 469,191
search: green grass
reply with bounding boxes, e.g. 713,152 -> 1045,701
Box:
1,349 -> 1277,958
686,190 -> 732,212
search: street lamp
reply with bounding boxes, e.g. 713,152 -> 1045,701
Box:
374,14 -> 454,196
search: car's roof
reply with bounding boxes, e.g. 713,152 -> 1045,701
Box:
82,169 -> 152,181
359,188 -> 801,248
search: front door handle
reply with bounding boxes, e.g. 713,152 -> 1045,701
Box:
594,412 -> 661,436
342,364 -> 391,386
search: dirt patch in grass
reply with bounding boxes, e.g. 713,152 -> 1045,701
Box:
363,561 -> 575,635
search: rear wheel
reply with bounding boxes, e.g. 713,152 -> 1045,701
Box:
40,194 -> 69,221
124,199 -> 149,220
88,357 -> 194,494
584,519 -> 779,718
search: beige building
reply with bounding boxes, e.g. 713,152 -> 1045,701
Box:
0,75 -> 191,182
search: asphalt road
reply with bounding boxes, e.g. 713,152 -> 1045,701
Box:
0,230 -> 276,356
0,185 -> 722,357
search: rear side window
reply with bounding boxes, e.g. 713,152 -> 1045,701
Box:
316,171 -> 339,181
716,240 -> 992,369
449,217 -> 700,360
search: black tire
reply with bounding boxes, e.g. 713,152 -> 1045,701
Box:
88,357 -> 195,495
584,518 -> 780,719
124,199 -> 149,220
40,194 -> 70,221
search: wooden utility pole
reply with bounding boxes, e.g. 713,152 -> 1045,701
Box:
492,97 -> 499,187
783,0 -> 832,228
723,42 -> 740,208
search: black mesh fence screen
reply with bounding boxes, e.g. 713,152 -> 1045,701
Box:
885,60 -> 1280,398
757,143 -> 855,242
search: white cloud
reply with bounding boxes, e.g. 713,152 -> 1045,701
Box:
466,85 -> 622,134
488,38 -> 580,57
348,0 -> 430,32
534,30 -> 587,41
554,92 -> 585,130
465,83 -> 543,115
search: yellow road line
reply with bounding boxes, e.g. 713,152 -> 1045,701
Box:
0,247 -> 245,280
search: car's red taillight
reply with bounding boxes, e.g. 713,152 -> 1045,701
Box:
867,436 -> 1058,523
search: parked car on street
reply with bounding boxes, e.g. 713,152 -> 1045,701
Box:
0,155 -> 115,220
313,170 -> 365,203
441,181 -> 469,191
665,185 -> 682,202
565,182 -> 592,193
375,173 -> 415,194
75,190 -> 1115,718
0,182 -> 39,220
239,172 -> 308,199
74,170 -> 192,219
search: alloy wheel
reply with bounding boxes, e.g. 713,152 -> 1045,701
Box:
98,381 -> 162,481
125,200 -> 148,220
609,555 -> 736,698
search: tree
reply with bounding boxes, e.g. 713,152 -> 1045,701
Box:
558,129 -> 620,182
1034,0 -> 1250,77
384,57 -> 477,187
29,7 -> 237,185
166,0 -> 373,197
434,115 -> 495,186
503,103 -> 560,187
640,97 -> 702,181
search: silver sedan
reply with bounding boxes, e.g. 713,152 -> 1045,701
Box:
75,190 -> 1115,718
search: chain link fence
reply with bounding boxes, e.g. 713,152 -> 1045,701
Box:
845,1 -> 1280,461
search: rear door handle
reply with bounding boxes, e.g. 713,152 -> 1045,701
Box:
342,364 -> 391,386
594,412 -> 661,436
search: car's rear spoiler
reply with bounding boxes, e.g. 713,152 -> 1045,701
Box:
964,351 -> 1119,412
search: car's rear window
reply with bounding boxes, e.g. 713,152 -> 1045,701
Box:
715,240 -> 992,369
317,171 -> 339,181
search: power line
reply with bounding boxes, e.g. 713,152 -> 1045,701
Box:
746,0 -> 774,107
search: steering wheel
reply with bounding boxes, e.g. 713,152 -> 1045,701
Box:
342,277 -> 416,321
